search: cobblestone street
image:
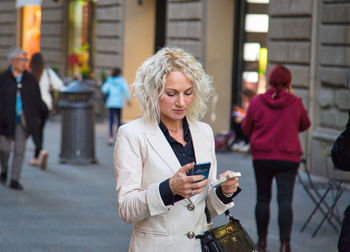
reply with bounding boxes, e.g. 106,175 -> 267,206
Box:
0,120 -> 347,252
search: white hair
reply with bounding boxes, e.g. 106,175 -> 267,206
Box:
8,48 -> 27,62
133,47 -> 214,123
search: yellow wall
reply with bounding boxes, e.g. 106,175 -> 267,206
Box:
122,0 -> 156,122
205,0 -> 234,134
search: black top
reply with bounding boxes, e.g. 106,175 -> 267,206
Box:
158,118 -> 239,206
0,68 -> 46,138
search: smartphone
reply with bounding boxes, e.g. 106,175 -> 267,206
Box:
187,162 -> 211,180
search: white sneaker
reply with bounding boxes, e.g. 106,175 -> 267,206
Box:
238,144 -> 250,153
231,141 -> 244,152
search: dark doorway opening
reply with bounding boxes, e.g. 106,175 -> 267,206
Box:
154,0 -> 167,52
231,0 -> 247,128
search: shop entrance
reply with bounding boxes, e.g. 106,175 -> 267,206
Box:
68,0 -> 96,79
21,5 -> 42,61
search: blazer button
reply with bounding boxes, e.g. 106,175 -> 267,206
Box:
186,231 -> 195,239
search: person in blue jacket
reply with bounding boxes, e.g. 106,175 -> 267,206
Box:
101,67 -> 131,145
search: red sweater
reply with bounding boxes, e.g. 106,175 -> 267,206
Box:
241,88 -> 311,163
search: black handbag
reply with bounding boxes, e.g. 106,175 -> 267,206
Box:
196,209 -> 258,252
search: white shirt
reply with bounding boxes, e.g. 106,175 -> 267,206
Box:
39,68 -> 64,110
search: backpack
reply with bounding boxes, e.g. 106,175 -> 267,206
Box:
331,110 -> 350,171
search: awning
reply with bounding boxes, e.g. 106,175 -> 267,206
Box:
16,0 -> 42,8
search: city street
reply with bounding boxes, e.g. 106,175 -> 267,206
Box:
0,119 -> 347,252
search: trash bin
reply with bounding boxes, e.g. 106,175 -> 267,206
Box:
58,80 -> 97,164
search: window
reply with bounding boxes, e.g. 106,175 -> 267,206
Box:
68,0 -> 96,78
246,0 -> 270,3
245,14 -> 269,33
243,43 -> 260,61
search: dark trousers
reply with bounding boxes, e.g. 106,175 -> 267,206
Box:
0,124 -> 28,181
32,116 -> 47,158
32,104 -> 48,158
109,108 -> 122,137
253,160 -> 299,241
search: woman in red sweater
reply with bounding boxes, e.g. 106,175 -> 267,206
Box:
242,65 -> 311,252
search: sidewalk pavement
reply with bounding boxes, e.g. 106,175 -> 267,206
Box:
0,119 -> 347,252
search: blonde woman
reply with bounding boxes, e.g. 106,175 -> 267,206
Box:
114,47 -> 240,251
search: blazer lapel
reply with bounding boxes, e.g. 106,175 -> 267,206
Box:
144,120 -> 181,174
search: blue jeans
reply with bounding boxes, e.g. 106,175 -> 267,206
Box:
109,108 -> 121,137
253,160 -> 299,241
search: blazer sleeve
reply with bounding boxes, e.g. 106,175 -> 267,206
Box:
204,125 -> 234,218
114,125 -> 150,223
114,124 -> 172,223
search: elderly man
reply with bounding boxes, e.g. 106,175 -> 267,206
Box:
0,48 -> 45,190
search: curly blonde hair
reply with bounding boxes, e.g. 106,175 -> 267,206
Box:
133,47 -> 214,122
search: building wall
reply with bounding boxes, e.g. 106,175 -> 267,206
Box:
0,1 -> 17,70
166,0 -> 205,63
95,0 -> 124,80
268,0 -> 313,108
122,0 -> 156,121
205,0 -> 234,133
40,0 -> 66,76
311,0 -> 350,177
268,0 -> 350,177
166,0 -> 234,133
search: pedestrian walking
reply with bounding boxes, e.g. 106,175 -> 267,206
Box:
241,65 -> 311,252
28,52 -> 64,169
101,67 -> 131,145
0,48 -> 47,190
114,47 -> 240,252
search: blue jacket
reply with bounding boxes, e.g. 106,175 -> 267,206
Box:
101,76 -> 131,108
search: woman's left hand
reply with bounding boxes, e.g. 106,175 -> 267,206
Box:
218,170 -> 239,195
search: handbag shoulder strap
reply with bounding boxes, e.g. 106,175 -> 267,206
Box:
204,207 -> 234,225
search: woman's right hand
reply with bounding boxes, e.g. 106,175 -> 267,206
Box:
169,162 -> 208,198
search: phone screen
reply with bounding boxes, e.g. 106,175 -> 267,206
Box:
187,162 -> 211,179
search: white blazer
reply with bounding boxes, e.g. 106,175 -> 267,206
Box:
114,118 -> 234,252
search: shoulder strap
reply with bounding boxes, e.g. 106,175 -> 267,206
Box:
204,207 -> 234,224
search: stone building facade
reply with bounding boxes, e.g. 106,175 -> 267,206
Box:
268,0 -> 350,176
0,1 -> 17,69
1,0 -> 349,176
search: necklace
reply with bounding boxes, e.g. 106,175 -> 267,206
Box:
168,127 -> 183,133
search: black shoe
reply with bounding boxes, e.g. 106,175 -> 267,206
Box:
9,180 -> 23,191
0,172 -> 7,185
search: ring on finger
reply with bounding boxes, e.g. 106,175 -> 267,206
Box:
191,190 -> 195,196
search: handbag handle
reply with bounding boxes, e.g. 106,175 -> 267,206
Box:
205,208 -> 234,225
